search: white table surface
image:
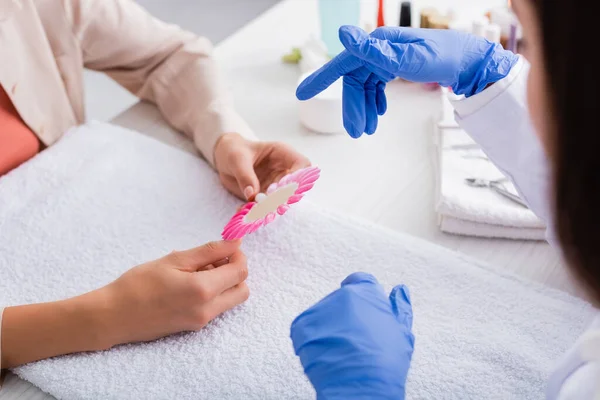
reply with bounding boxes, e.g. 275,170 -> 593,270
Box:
0,0 -> 584,398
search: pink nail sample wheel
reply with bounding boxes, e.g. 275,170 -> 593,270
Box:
221,166 -> 321,240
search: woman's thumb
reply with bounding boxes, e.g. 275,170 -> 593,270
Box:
230,153 -> 260,200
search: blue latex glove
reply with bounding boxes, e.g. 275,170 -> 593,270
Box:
296,25 -> 519,138
290,272 -> 414,399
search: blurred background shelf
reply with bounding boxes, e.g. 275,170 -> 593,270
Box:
83,0 -> 282,122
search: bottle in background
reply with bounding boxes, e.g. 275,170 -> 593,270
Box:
377,0 -> 385,27
399,2 -> 411,27
318,0 -> 361,57
489,7 -> 520,50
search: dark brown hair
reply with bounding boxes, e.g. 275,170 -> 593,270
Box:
532,0 -> 600,303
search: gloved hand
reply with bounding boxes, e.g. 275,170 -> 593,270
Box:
296,25 -> 519,138
290,272 -> 415,399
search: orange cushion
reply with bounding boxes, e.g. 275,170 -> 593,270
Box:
0,86 -> 39,176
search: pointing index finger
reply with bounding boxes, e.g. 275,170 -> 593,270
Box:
296,51 -> 364,100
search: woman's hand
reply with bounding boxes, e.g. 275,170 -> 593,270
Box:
1,240 -> 249,368
99,240 -> 249,347
290,272 -> 415,399
214,133 -> 310,200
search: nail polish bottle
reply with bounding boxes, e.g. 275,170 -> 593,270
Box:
399,2 -> 411,27
377,0 -> 385,27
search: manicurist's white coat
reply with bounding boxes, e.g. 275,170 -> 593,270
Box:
451,57 -> 600,400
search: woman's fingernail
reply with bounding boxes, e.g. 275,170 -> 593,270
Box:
243,186 -> 254,200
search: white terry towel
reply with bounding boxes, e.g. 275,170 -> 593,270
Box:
433,94 -> 547,240
0,122 -> 594,400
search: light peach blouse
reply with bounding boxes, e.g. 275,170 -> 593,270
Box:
0,0 -> 256,373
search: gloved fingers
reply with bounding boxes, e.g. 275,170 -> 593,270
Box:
342,66 -> 371,138
389,284 -> 413,329
376,81 -> 387,116
341,25 -> 407,44
339,25 -> 395,82
366,66 -> 396,83
340,25 -> 422,78
364,73 -> 379,135
368,25 -> 422,42
296,51 -> 363,100
341,272 -> 379,286
291,272 -> 374,353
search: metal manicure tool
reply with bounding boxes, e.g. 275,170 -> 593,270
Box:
465,177 -> 528,208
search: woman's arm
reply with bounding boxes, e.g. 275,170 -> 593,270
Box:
60,0 -> 255,166
1,290 -> 110,368
450,57 -> 555,241
0,240 -> 249,369
0,308 -> 3,372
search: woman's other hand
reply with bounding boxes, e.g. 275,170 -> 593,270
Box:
214,133 -> 310,200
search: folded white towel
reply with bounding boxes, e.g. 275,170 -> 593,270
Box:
0,122 -> 594,400
438,215 -> 548,241
433,94 -> 546,240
